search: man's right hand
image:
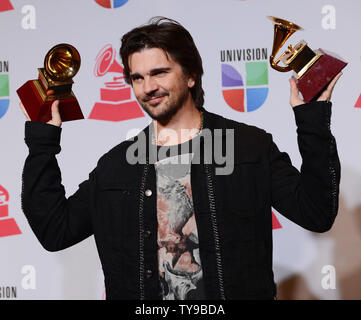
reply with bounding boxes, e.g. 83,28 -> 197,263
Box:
19,90 -> 62,127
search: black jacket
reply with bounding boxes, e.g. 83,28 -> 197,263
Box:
22,101 -> 340,300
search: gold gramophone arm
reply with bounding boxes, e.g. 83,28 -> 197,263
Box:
270,55 -> 292,72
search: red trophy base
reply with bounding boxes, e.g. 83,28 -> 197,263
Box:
296,50 -> 347,102
17,80 -> 84,123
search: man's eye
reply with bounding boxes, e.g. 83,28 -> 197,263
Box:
132,76 -> 142,82
154,70 -> 167,76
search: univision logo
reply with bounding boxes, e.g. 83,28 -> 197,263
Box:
95,0 -> 128,8
0,60 -> 10,119
221,48 -> 269,112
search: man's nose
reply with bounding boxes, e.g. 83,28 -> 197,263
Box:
143,77 -> 158,95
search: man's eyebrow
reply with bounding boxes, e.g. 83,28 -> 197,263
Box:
130,67 -> 171,81
149,67 -> 171,75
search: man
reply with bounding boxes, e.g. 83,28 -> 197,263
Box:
20,17 -> 342,300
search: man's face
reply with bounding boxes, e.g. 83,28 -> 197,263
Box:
128,48 -> 195,121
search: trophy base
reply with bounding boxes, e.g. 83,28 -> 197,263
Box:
17,80 -> 84,123
296,50 -> 347,102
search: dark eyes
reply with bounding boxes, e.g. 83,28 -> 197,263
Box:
131,70 -> 168,83
153,70 -> 166,76
132,75 -> 142,81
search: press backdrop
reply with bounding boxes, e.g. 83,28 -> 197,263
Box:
1,0 -> 360,300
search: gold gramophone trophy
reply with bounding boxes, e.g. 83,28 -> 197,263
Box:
17,43 -> 84,122
268,16 -> 347,102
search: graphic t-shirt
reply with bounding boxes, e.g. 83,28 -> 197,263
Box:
155,135 -> 206,300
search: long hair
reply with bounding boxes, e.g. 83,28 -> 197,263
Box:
120,17 -> 204,109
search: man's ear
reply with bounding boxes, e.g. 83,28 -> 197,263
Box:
188,76 -> 195,88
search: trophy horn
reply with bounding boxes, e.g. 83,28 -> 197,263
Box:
268,16 -> 303,72
44,43 -> 81,81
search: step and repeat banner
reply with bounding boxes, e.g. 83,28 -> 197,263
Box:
0,0 -> 360,300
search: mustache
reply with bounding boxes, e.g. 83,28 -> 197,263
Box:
142,91 -> 169,102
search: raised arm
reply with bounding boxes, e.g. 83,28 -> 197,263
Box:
21,99 -> 94,251
270,73 -> 342,232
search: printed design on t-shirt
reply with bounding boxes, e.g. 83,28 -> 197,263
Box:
155,153 -> 204,300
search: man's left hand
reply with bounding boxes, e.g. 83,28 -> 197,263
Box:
289,72 -> 343,108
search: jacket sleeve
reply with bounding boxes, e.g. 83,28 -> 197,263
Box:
270,100 -> 340,232
22,121 -> 95,251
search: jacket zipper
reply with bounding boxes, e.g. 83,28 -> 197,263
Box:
138,161 -> 149,300
204,164 -> 226,300
21,167 -> 25,213
326,105 -> 338,216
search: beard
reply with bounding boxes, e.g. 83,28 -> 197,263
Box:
138,86 -> 190,122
